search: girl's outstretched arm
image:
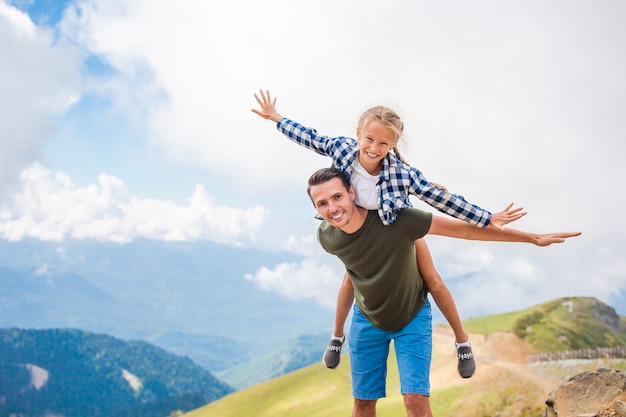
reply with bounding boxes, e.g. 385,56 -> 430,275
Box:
252,89 -> 356,159
252,89 -> 282,122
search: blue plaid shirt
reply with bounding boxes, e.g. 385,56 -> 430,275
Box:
278,118 -> 492,228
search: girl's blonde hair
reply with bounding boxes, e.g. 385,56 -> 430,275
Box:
357,105 -> 449,197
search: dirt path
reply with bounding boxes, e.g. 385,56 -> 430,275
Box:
430,326 -> 559,397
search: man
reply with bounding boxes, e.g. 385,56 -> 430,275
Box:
307,167 -> 580,417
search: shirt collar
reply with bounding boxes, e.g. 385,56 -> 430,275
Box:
345,149 -> 395,181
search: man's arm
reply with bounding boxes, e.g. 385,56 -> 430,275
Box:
428,215 -> 580,246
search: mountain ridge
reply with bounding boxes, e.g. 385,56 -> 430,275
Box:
0,327 -> 234,417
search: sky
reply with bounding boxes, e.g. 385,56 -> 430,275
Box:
1,0 -> 625,318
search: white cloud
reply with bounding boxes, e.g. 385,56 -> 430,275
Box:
0,163 -> 269,244
508,259 -> 535,279
422,237 -> 626,319
51,1 -> 625,191
1,1 -> 35,35
278,233 -> 321,257
35,264 -> 49,276
0,1 -> 82,193
439,245 -> 496,277
244,257 -> 345,310
46,0 -> 625,240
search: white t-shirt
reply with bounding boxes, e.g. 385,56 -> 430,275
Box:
352,159 -> 379,210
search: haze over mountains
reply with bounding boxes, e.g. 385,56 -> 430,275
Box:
0,238 -> 334,373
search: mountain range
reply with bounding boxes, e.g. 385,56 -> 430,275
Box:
0,238 -> 335,381
3,296 -> 624,417
0,327 -> 233,417
4,237 -> 625,397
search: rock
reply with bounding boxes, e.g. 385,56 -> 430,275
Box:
615,400 -> 626,417
545,368 -> 626,417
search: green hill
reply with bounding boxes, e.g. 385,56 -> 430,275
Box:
184,296 -> 626,417
0,328 -> 234,417
463,296 -> 626,351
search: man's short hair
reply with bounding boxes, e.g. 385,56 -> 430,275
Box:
307,168 -> 351,200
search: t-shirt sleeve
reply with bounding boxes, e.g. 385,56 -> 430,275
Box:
317,222 -> 333,254
396,208 -> 432,241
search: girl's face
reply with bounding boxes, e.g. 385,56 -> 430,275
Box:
356,120 -> 398,175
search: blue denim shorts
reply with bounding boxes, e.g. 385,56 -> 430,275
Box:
348,300 -> 432,400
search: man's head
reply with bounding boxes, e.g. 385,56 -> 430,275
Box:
307,168 -> 361,231
307,168 -> 351,198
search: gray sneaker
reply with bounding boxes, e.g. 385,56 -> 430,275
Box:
323,338 -> 344,369
457,345 -> 476,378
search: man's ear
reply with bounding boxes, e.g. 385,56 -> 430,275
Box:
349,185 -> 356,201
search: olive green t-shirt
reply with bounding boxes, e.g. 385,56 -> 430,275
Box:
318,208 -> 432,332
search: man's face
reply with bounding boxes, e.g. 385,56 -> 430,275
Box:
309,177 -> 357,230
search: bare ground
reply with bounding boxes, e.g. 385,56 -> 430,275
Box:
427,326 -> 626,417
430,326 -> 560,413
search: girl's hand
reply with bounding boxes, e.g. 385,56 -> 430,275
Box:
252,89 -> 283,122
488,203 -> 527,230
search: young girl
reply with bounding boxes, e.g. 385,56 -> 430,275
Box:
252,90 -> 525,378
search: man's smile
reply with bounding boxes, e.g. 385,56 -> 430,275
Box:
330,211 -> 345,221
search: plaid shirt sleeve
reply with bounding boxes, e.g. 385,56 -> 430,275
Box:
276,118 -> 355,163
405,166 -> 492,228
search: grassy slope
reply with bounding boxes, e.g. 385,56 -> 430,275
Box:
185,357 -> 355,417
183,335 -> 569,417
463,296 -> 626,352
185,297 -> 626,417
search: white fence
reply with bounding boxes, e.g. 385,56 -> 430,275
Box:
526,345 -> 626,363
